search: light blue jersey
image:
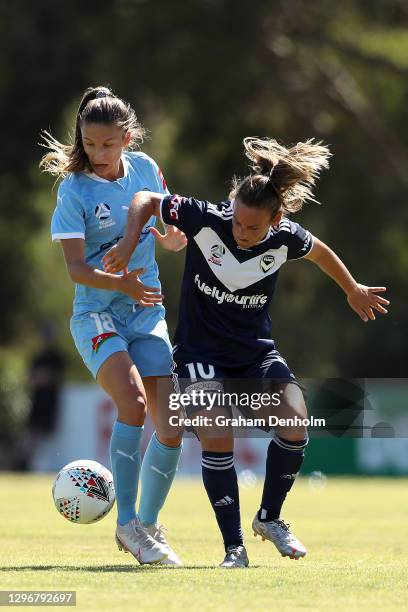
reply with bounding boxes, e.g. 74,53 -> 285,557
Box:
51,151 -> 173,379
51,151 -> 168,316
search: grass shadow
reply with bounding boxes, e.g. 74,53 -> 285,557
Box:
0,564 -> 261,572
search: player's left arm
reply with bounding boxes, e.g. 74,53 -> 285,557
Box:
304,237 -> 390,322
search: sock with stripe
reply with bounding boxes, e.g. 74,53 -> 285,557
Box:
109,421 -> 143,526
138,431 -> 182,526
201,451 -> 243,550
258,434 -> 308,522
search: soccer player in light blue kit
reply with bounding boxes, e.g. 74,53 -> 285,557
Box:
41,86 -> 186,565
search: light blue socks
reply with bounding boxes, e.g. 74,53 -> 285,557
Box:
138,432 -> 182,526
110,421 -> 143,526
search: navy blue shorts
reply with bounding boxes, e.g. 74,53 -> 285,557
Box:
173,348 -> 297,389
172,349 -> 302,433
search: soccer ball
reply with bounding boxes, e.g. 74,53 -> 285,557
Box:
52,459 -> 115,524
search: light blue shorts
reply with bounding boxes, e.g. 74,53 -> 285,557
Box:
70,302 -> 173,379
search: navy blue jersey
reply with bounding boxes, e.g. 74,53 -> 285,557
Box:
161,195 -> 314,366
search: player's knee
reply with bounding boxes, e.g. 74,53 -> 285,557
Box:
200,437 -> 234,452
279,396 -> 308,421
116,392 -> 147,422
276,426 -> 308,442
275,397 -> 308,441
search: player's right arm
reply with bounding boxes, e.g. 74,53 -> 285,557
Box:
59,239 -> 163,306
51,184 -> 162,306
103,190 -> 207,273
102,191 -> 161,273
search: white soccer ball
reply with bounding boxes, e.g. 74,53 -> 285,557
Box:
52,459 -> 115,524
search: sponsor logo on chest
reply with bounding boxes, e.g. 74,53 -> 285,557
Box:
194,274 -> 268,308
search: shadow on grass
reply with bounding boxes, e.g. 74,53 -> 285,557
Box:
0,564 -> 261,572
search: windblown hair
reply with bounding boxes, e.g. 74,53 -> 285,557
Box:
230,137 -> 332,218
39,86 -> 146,178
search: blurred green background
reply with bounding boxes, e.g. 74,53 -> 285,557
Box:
0,0 -> 406,443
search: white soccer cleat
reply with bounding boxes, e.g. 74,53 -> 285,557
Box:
219,545 -> 249,569
115,516 -> 168,565
144,523 -> 183,566
252,514 -> 307,559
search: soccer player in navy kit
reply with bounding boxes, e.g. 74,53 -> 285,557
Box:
41,86 -> 187,565
103,136 -> 389,568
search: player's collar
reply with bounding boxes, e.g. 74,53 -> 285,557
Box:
237,228 -> 274,251
84,154 -> 129,183
257,227 -> 273,244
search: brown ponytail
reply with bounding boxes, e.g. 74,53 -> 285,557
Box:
39,86 -> 146,179
230,137 -> 332,217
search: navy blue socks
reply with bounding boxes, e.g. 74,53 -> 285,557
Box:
258,434 -> 308,522
201,451 -> 243,550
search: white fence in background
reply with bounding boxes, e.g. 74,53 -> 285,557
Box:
31,383 -> 270,475
31,383 -> 408,476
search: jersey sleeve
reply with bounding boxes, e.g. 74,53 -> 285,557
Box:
160,194 -> 212,236
150,159 -> 170,196
284,220 -> 314,260
140,153 -> 170,196
51,182 -> 86,242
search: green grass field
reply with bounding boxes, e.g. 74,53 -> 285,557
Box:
1,474 -> 407,611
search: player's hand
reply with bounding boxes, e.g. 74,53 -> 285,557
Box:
119,268 -> 164,307
150,225 -> 187,252
347,284 -> 389,322
102,239 -> 133,273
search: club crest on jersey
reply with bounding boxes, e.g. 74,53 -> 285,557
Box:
208,244 -> 226,266
95,203 -> 115,229
260,253 -> 275,273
